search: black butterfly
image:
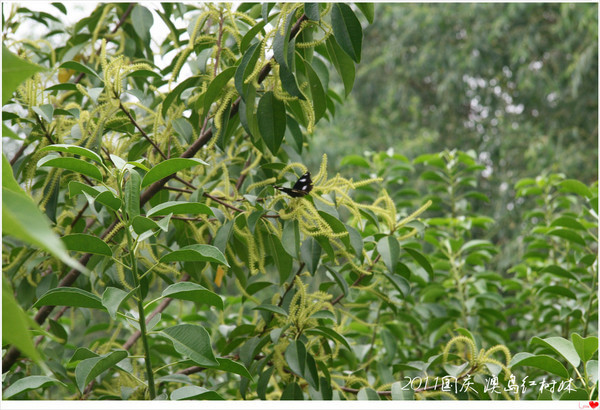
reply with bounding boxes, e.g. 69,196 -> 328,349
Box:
274,171 -> 313,198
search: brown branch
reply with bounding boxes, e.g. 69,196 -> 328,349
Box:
164,185 -> 193,194
112,3 -> 135,34
119,102 -> 167,160
330,254 -> 382,306
203,192 -> 244,213
9,141 -> 28,165
235,156 -> 252,191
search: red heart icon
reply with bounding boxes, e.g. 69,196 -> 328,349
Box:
590,401 -> 599,409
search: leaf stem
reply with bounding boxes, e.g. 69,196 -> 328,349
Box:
125,222 -> 156,399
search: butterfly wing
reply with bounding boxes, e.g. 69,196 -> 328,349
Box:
274,171 -> 313,197
291,172 -> 313,195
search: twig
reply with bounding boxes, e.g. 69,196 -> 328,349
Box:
203,192 -> 244,213
235,156 -> 252,191
119,102 -> 167,160
122,273 -> 190,351
164,186 -> 193,194
330,254 -> 381,306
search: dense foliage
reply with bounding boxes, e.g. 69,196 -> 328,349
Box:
2,2 -> 598,402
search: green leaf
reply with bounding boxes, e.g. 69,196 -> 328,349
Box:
340,154 -> 370,168
3,123 -> 20,140
94,190 -> 122,211
356,3 -> 375,23
146,201 -> 213,217
3,155 -> 87,273
125,169 -> 141,220
247,209 -> 266,234
253,304 -> 288,316
131,5 -> 154,43
235,42 -> 261,101
357,387 -> 380,400
58,60 -> 101,81
538,285 -> 577,300
132,215 -> 160,234
39,144 -> 104,164
213,219 -> 234,254
3,45 -> 45,105
550,216 -> 587,231
530,336 -> 580,368
305,352 -> 320,390
382,272 -> 410,297
61,233 -> 112,257
161,282 -> 223,310
2,276 -> 44,367
459,239 -> 494,254
306,326 -> 352,350
257,367 -> 275,399
257,91 -> 286,155
170,386 -> 224,400
325,265 -> 349,297
161,324 -> 218,367
510,352 -> 569,379
282,219 -> 300,257
547,228 -> 586,246
404,247 -> 434,280
141,158 -> 208,188
34,288 -> 105,310
279,62 -> 304,99
558,179 -> 593,198
325,36 -> 355,97
2,375 -> 66,399
32,104 -> 54,122
273,10 -> 296,68
305,3 -> 320,21
285,340 -> 306,377
240,20 -> 267,53
75,350 -> 128,392
301,237 -> 321,275
160,244 -> 229,266
68,181 -> 98,198
540,265 -> 578,281
331,3 -> 363,63
571,333 -> 598,363
38,156 -> 103,181
45,83 -> 78,92
391,381 -> 414,400
281,382 -> 304,400
2,153 -> 24,193
213,358 -> 253,380
101,287 -> 132,320
377,236 -> 399,273
266,233 -> 293,283
161,75 -> 203,118
318,211 -> 352,251
305,61 -> 327,122
203,66 -> 237,116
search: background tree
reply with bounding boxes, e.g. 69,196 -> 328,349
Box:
313,3 -> 598,270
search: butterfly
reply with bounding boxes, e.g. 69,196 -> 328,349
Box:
274,171 -> 313,198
